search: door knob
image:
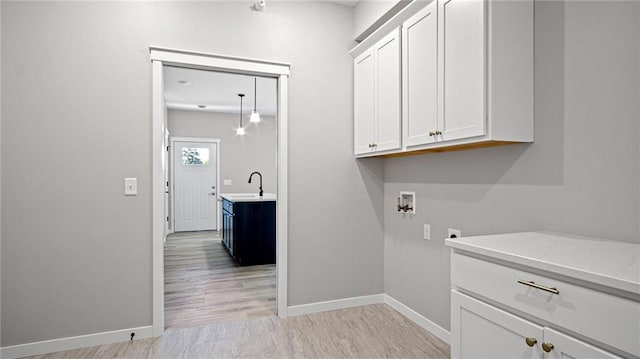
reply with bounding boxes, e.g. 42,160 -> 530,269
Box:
435,130 -> 442,135
429,131 -> 435,136
525,337 -> 537,347
542,343 -> 554,353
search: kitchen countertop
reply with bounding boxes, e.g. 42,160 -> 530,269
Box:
220,193 -> 277,202
445,231 -> 640,295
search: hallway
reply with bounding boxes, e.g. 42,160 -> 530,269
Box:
164,231 -> 276,329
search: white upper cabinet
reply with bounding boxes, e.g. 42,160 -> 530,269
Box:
438,0 -> 486,142
402,2 -> 438,147
374,30 -> 401,152
353,29 -> 401,155
352,0 -> 534,158
354,50 -> 376,155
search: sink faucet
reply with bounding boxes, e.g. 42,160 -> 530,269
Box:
248,171 -> 263,197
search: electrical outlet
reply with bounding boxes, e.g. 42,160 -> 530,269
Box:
448,228 -> 462,239
124,178 -> 137,196
423,224 -> 431,240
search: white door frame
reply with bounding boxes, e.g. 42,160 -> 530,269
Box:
170,137 -> 221,233
150,47 -> 290,336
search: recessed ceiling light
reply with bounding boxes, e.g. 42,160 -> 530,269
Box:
178,80 -> 191,85
197,105 -> 206,109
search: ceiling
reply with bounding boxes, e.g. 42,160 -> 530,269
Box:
324,0 -> 359,7
163,66 -> 278,116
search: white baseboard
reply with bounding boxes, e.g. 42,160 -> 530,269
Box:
287,294 -> 385,317
3,295 -> 448,358
286,293 -> 450,345
0,326 -> 153,359
384,294 -> 451,344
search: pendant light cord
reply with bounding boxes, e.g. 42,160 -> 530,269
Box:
254,77 -> 257,112
239,94 -> 244,128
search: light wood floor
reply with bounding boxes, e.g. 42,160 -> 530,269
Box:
23,304 -> 450,359
164,231 -> 276,329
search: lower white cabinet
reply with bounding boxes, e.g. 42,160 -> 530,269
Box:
543,327 -> 622,359
452,291 -> 622,359
447,232 -> 640,359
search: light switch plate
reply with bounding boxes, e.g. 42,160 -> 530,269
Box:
224,179 -> 232,186
124,178 -> 137,196
423,224 -> 431,240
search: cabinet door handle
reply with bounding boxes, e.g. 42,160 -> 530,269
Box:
435,130 -> 442,135
517,280 -> 560,294
429,131 -> 435,136
525,337 -> 537,347
542,342 -> 554,353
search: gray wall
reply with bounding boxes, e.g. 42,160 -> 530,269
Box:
1,1 -> 384,346
167,110 -> 277,195
383,0 -> 640,331
352,0 -> 400,39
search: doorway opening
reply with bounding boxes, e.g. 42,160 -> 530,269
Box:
164,67 -> 278,329
150,48 -> 289,336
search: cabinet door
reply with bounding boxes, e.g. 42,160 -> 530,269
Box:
374,28 -> 401,152
451,291 -> 544,359
402,2 -> 438,147
542,328 -> 622,359
438,0 -> 486,141
354,49 -> 375,155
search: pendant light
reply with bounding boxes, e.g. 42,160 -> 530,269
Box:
236,94 -> 246,135
249,77 -> 261,123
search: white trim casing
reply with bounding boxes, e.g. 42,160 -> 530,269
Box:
0,326 -> 153,359
287,294 -> 385,317
151,47 -> 290,336
151,59 -> 165,336
149,47 -> 290,77
383,294 -> 451,344
276,74 -> 288,318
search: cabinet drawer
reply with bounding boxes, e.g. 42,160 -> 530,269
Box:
451,252 -> 640,357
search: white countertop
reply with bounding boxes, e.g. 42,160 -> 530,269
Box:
446,232 -> 640,295
220,193 -> 277,202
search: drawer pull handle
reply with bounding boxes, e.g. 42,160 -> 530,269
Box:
525,337 -> 537,347
542,342 -> 554,353
517,280 -> 560,294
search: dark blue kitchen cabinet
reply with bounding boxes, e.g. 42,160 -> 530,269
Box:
221,197 -> 276,266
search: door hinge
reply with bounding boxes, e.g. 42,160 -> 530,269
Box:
166,181 -> 169,187
166,145 -> 170,151
166,216 -> 169,222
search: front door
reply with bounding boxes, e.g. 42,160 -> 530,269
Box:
173,140 -> 218,232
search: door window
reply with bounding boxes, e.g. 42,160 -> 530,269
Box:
181,147 -> 210,166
